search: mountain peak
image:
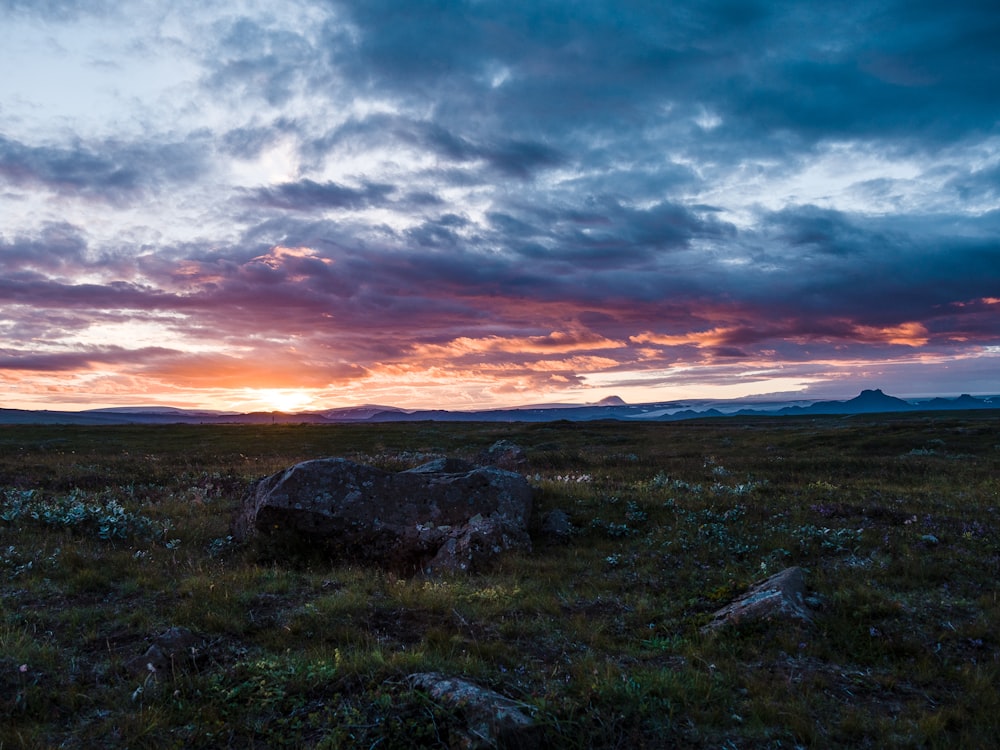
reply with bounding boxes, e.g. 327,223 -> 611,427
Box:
854,388 -> 903,401
596,395 -> 627,406
846,388 -> 911,411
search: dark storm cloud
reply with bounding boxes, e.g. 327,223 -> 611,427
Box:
247,179 -> 396,212
0,135 -> 140,202
473,198 -> 736,272
632,1 -> 1000,149
406,216 -> 467,249
307,116 -> 567,182
0,222 -> 89,275
0,345 -> 177,371
946,163 -> 1000,203
0,275 -> 179,313
0,223 -> 152,286
764,206 -> 876,257
201,17 -> 317,106
156,0 -> 1000,214
322,0 -> 1000,160
221,120 -> 301,159
315,4 -> 833,136
0,133 -> 209,205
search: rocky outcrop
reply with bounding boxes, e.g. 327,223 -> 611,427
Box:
232,458 -> 533,573
408,672 -> 538,749
703,567 -> 814,632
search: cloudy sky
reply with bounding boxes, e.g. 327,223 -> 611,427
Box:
1,0 -> 998,412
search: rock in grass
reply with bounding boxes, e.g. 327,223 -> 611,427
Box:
125,626 -> 201,679
476,440 -> 528,472
702,566 -> 813,632
232,458 -> 532,573
408,672 -> 538,749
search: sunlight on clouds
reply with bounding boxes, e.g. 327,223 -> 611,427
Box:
411,330 -> 624,358
51,315 -> 220,353
631,328 -> 733,348
327,362 -> 583,410
852,322 -> 929,347
697,141 -> 926,224
250,245 -> 331,272
229,138 -> 300,186
694,106 -> 722,130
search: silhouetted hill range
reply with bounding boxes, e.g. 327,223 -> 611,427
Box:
0,389 -> 997,425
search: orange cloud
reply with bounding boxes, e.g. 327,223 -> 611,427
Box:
630,327 -> 736,348
851,321 -> 929,346
410,329 -> 624,358
634,319 -> 934,349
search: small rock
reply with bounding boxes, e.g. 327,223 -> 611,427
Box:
703,567 -> 813,632
125,626 -> 200,679
476,440 -> 528,472
408,672 -> 538,749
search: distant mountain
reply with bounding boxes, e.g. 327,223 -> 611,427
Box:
916,394 -> 996,410
0,390 -> 995,425
596,395 -> 627,406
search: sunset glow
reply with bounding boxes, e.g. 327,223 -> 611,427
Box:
236,389 -> 318,414
1,2 -> 998,413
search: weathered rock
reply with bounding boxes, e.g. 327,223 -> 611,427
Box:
703,567 -> 813,632
232,458 -> 532,573
476,440 -> 528,472
408,672 -> 539,749
125,626 -> 201,679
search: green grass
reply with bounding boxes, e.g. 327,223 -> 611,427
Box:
1,414 -> 998,747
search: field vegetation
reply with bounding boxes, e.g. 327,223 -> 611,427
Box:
1,413 -> 998,747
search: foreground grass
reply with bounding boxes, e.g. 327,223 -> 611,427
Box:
1,414 -> 998,747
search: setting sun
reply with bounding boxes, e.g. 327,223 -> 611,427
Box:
243,389 -> 316,413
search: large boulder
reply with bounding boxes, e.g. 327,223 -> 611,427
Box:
232,458 -> 533,573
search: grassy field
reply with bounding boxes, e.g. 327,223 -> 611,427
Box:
1,413 -> 998,748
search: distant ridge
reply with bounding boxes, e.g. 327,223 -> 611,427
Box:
0,389 -> 996,425
319,404 -> 408,420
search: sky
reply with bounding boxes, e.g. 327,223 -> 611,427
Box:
1,0 -> 999,413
